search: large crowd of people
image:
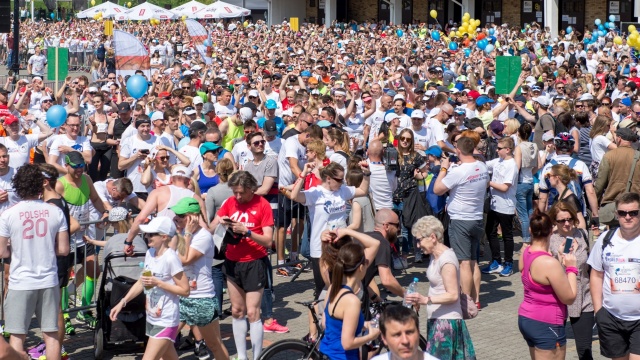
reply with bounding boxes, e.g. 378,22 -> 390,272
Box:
0,12 -> 637,360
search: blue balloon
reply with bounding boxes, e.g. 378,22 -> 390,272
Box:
608,22 -> 615,29
126,75 -> 149,99
598,24 -> 605,31
609,15 -> 616,22
595,18 -> 601,25
566,26 -> 573,34
431,30 -> 440,41
449,42 -> 458,51
477,39 -> 487,50
396,29 -> 404,37
50,13 -> 55,19
203,39 -> 212,47
484,44 -> 495,53
46,105 -> 67,128
464,48 -> 471,58
488,28 -> 495,35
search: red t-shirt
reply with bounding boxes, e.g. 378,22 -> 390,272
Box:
217,195 -> 274,262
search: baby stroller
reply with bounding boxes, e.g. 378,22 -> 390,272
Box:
93,234 -> 148,359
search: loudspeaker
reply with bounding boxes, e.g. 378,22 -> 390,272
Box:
0,0 -> 10,34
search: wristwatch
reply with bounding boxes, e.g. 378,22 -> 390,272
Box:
245,229 -> 252,237
124,240 -> 133,246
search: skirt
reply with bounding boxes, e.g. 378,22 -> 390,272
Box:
425,318 -> 476,360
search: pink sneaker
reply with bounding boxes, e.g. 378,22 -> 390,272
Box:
263,319 -> 289,333
28,342 -> 46,359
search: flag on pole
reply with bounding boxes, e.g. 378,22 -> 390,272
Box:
185,19 -> 212,65
113,30 -> 151,79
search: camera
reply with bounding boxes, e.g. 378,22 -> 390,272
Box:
383,143 -> 399,171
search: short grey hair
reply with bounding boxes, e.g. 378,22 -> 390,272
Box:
411,216 -> 444,243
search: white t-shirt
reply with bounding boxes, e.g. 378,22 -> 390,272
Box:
411,126 -> 433,150
371,352 -> 439,360
178,144 -> 202,171
93,179 -> 136,207
425,116 -> 446,143
183,228 -> 215,298
143,248 -> 183,327
367,161 -> 396,210
590,135 -> 612,163
486,157 -> 518,214
0,168 -> 18,215
587,229 -> 640,321
158,132 -> 178,164
303,185 -> 356,258
0,200 -> 68,290
441,161 -> 489,220
329,152 -> 348,168
266,137 -> 282,158
119,135 -> 159,193
48,135 -> 92,168
365,110 -> 386,143
214,102 -> 237,119
277,135 -> 307,186
0,134 -> 39,169
232,140 -> 251,169
538,154 -> 592,193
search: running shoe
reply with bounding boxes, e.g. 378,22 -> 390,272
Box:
263,319 -> 289,333
76,311 -> 97,329
500,262 -> 514,277
194,340 -> 211,360
481,260 -> 503,274
276,267 -> 292,277
64,318 -> 76,336
28,342 -> 46,359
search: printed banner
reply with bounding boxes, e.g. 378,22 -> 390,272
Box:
185,19 -> 212,65
113,30 -> 151,79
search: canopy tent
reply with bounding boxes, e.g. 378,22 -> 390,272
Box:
223,0 -> 267,10
195,1 -> 250,19
116,2 -> 177,21
76,2 -> 128,18
171,0 -> 206,19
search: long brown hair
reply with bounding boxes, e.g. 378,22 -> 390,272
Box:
397,128 -> 417,165
328,242 -> 365,303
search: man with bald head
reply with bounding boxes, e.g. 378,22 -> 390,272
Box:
426,103 -> 455,153
364,209 -> 405,300
363,95 -> 393,146
367,140 -> 397,210
282,111 -> 312,140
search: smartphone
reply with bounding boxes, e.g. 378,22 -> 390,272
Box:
563,237 -> 573,254
223,218 -> 236,224
140,149 -> 150,155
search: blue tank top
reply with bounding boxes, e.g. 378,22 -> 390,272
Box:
197,165 -> 219,194
319,285 -> 364,360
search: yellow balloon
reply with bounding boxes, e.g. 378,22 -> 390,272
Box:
459,25 -> 467,33
462,21 -> 469,28
127,1 -> 131,6
474,19 -> 481,27
614,36 -> 623,45
91,0 -> 95,5
630,33 -> 639,41
449,31 -> 455,38
629,25 -> 637,33
463,12 -> 470,19
243,20 -> 249,28
181,15 -> 187,21
97,17 -> 102,21
633,30 -> 639,37
430,10 -> 437,19
456,31 -> 461,37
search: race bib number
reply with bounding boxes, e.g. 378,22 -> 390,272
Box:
609,263 -> 640,294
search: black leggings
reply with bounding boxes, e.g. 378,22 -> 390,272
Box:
310,257 -> 324,300
88,142 -> 111,182
570,311 -> 594,360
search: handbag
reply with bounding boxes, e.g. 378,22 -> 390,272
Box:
401,184 -> 434,230
212,224 -> 244,261
599,150 -> 640,225
459,292 -> 478,320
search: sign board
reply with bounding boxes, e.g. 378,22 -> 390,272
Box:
609,1 -> 619,14
290,17 -> 299,31
495,56 -> 522,95
47,47 -> 68,85
523,1 -> 532,12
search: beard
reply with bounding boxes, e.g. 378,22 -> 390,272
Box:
387,226 -> 398,245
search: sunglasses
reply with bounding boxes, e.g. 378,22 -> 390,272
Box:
575,105 -> 584,108
385,222 -> 400,227
556,87 -> 564,89
66,124 -> 81,128
617,210 -> 640,217
244,130 -> 253,134
497,146 -> 508,150
182,87 -> 191,90
68,163 -> 85,169
555,218 -> 573,224
332,176 -> 344,183
399,136 -> 412,142
252,140 -> 266,146
108,77 -> 116,80
175,214 -> 187,219
158,156 -> 170,161
144,232 -> 159,238
42,99 -> 53,103
601,102 -> 611,106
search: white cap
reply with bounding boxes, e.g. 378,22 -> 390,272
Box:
239,107 -> 254,121
193,96 -> 204,105
88,86 -> 99,93
183,70 -> 195,76
150,111 -> 164,121
171,165 -> 193,178
384,112 -> 400,123
410,109 -> 425,119
532,96 -> 551,107
578,93 -> 594,101
100,85 -> 110,92
191,65 -> 202,71
139,216 -> 176,237
183,107 -> 197,115
393,94 -> 405,101
248,89 -> 259,97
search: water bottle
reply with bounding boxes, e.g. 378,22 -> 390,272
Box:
139,262 -> 153,294
403,278 -> 419,308
370,314 -> 380,329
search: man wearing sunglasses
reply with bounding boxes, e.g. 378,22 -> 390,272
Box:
588,192 -> 640,360
47,113 -> 92,175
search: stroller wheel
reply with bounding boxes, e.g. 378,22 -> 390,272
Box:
94,321 -> 104,360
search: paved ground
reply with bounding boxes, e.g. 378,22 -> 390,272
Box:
16,237 -> 604,360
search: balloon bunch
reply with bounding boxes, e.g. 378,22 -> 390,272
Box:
628,25 -> 640,50
92,11 -> 103,21
150,18 -> 161,26
126,1 -> 131,7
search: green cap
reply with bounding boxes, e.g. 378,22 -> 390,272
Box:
200,141 -> 222,156
170,197 -> 201,215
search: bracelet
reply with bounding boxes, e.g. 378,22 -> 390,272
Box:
565,266 -> 579,275
363,171 -> 371,177
121,299 -> 127,308
124,241 -> 133,246
440,167 -> 448,172
184,232 -> 193,237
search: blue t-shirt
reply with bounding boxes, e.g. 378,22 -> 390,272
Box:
257,116 -> 285,137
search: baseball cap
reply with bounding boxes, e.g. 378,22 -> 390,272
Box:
150,111 -> 164,122
384,112 -> 400,123
88,86 -> 99,93
118,102 -> 131,113
514,95 -> 527,103
170,197 -> 201,215
265,99 -> 278,110
467,90 -> 481,100
248,89 -> 259,97
202,102 -> 215,114
616,127 -> 639,142
183,106 -> 197,115
239,107 -> 254,121
4,115 -> 18,126
243,102 -> 258,112
532,96 -> 550,107
542,131 -> 555,142
454,107 -> 466,115
139,216 -> 176,237
476,96 -> 495,106
349,83 -> 360,91
425,145 -> 442,158
158,91 -> 171,99
489,120 -> 504,136
264,119 -> 278,136
64,151 -> 86,167
578,93 -> 594,101
618,118 -> 636,129
308,77 -> 318,84
200,141 -> 222,156
171,165 -> 193,178
621,97 -> 633,107
410,109 -> 425,119
193,96 -> 204,105
190,121 -> 207,132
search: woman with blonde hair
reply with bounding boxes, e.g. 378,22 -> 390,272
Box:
589,115 -> 616,179
327,127 -> 351,168
503,119 -> 521,146
547,164 -> 587,229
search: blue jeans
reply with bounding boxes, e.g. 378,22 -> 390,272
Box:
393,202 -> 414,253
212,263 -> 225,315
516,182 -> 534,243
299,214 -> 311,259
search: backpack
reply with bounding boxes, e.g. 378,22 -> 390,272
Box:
546,158 -> 585,214
600,227 -> 617,261
485,136 -> 499,161
96,43 -> 106,60
568,52 -> 577,68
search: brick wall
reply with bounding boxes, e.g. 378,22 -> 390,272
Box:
502,0 -> 521,27
414,0 -> 428,22
348,0 -> 377,22
584,0 -> 607,30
